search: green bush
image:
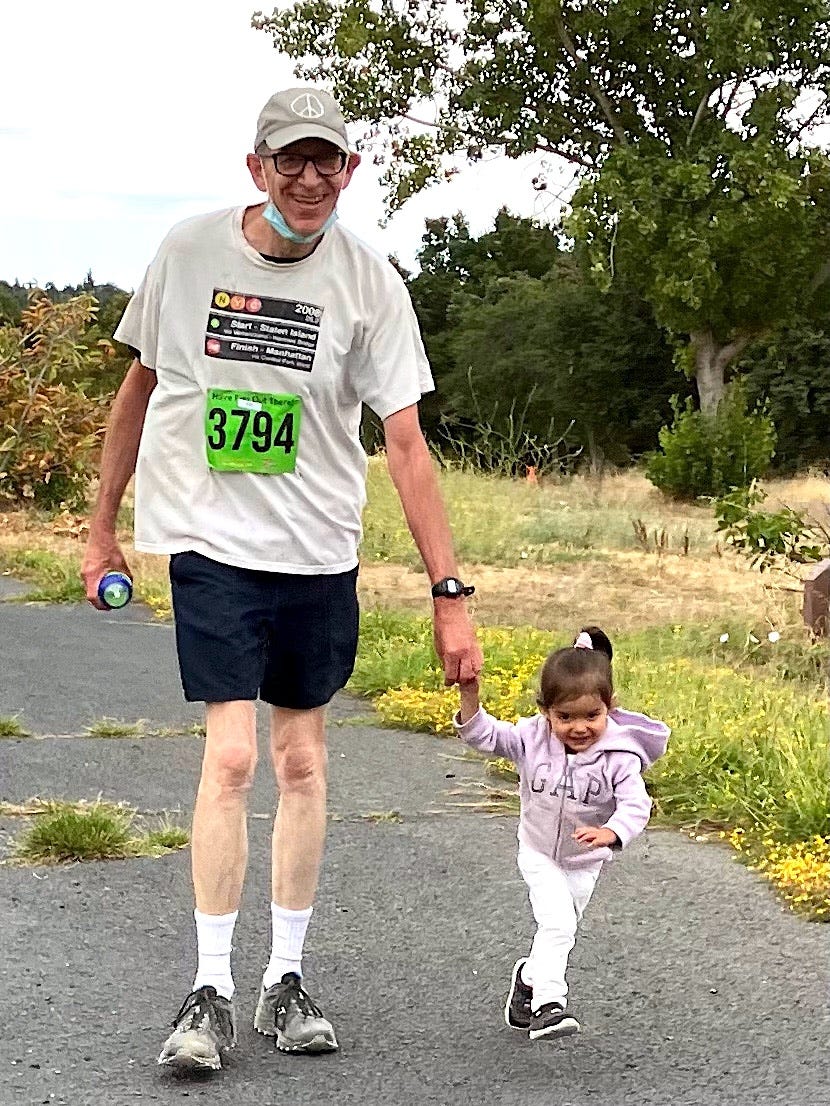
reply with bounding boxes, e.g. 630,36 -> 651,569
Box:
714,483 -> 827,571
645,387 -> 776,500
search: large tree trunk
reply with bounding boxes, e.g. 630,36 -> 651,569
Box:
690,331 -> 751,414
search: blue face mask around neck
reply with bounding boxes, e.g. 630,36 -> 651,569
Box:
262,201 -> 338,244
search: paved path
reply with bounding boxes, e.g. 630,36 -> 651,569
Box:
1,586 -> 828,1106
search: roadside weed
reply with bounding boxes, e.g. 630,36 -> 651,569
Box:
8,800 -> 190,864
0,715 -> 28,737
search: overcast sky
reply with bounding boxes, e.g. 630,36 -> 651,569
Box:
1,0 -> 569,291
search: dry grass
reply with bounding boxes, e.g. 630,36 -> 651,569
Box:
0,468 -> 821,632
360,557 -> 801,636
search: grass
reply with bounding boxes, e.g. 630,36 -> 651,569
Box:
0,715 -> 28,737
85,717 -> 145,737
0,464 -> 827,913
364,461 -> 722,565
0,464 -> 819,630
7,800 -> 190,864
0,549 -> 85,602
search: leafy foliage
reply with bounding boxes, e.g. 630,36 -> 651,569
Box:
258,1 -> 830,405
403,211 -> 683,466
714,483 -> 828,570
741,316 -> 830,472
0,293 -> 109,510
645,387 -> 776,499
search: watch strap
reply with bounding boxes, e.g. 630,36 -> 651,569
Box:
431,577 -> 475,599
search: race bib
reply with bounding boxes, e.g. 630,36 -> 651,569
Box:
205,389 -> 302,474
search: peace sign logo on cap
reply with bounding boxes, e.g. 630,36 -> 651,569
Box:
290,93 -> 326,119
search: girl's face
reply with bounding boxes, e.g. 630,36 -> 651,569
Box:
545,693 -> 608,752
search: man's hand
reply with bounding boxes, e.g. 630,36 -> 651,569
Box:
433,599 -> 483,686
81,532 -> 132,610
572,826 -> 618,849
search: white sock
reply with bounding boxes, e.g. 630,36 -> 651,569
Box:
192,909 -> 238,1000
262,902 -> 312,989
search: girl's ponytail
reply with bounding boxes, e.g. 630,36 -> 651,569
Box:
574,625 -> 613,661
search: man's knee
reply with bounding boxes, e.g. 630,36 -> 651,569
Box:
202,739 -> 258,797
273,742 -> 327,796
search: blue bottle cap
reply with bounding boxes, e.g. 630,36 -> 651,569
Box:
98,571 -> 133,610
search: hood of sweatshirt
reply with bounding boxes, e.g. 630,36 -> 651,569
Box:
576,707 -> 670,770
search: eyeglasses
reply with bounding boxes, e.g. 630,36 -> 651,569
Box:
267,151 -> 348,178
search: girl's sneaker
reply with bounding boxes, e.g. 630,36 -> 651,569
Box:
528,1002 -> 580,1040
504,958 -> 533,1030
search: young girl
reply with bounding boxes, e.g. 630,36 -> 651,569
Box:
454,626 -> 669,1041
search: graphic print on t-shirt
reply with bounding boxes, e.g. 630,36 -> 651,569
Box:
205,289 -> 323,371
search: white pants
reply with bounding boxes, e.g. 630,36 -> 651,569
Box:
517,845 -> 602,1010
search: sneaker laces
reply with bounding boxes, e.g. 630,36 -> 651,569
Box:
278,975 -> 325,1020
172,986 -> 234,1042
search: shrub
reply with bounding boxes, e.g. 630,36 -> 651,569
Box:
0,293 -> 109,511
645,387 -> 776,500
714,483 -> 828,571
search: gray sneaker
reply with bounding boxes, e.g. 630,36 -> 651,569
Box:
253,973 -> 338,1053
157,986 -> 237,1071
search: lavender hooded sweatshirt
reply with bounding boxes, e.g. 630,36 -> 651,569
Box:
454,706 -> 670,869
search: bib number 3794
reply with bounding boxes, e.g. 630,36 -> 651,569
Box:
205,389 -> 302,474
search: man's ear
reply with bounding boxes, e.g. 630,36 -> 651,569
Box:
246,153 -> 268,193
340,151 -> 361,190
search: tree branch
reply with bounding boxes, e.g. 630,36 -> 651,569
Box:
792,93 -> 829,140
400,113 -> 595,169
688,84 -> 715,143
551,10 -> 629,146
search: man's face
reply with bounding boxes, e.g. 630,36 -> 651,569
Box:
250,138 -> 359,238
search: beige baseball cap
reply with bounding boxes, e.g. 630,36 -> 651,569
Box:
255,88 -> 350,154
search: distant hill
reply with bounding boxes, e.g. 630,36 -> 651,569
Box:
0,273 -> 129,326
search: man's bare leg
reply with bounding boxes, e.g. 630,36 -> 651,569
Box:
192,700 -> 258,914
270,705 -> 328,908
253,705 -> 337,1051
158,700 -> 257,1070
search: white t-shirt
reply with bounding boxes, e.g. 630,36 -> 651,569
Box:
115,208 -> 434,573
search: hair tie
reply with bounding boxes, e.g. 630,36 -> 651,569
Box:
574,631 -> 594,650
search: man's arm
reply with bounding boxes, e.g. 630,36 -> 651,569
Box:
81,359 -> 156,608
382,404 -> 483,685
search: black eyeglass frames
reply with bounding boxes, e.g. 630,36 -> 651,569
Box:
268,151 -> 348,177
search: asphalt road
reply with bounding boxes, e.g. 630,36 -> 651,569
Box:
1,586 -> 828,1106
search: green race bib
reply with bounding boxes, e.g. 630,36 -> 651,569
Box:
205,389 -> 302,474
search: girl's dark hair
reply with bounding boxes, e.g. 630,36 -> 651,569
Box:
536,626 -> 614,710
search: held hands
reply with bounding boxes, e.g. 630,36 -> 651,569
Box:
432,599 -> 483,687
572,826 -> 619,849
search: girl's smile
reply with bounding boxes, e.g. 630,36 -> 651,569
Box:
545,694 -> 608,752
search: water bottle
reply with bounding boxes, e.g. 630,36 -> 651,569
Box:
98,571 -> 133,610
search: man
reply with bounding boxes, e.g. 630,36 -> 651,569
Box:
81,87 -> 482,1072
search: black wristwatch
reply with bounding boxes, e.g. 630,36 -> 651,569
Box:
431,577 -> 475,599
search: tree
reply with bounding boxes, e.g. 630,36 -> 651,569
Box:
443,256 -> 681,467
404,209 -> 565,436
741,318 -> 830,472
255,0 -> 830,410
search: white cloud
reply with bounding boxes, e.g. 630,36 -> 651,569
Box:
0,0 -> 568,288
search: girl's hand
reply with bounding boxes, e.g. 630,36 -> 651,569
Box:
573,826 -> 618,849
458,678 -> 481,723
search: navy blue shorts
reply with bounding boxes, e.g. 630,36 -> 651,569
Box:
169,551 -> 359,709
